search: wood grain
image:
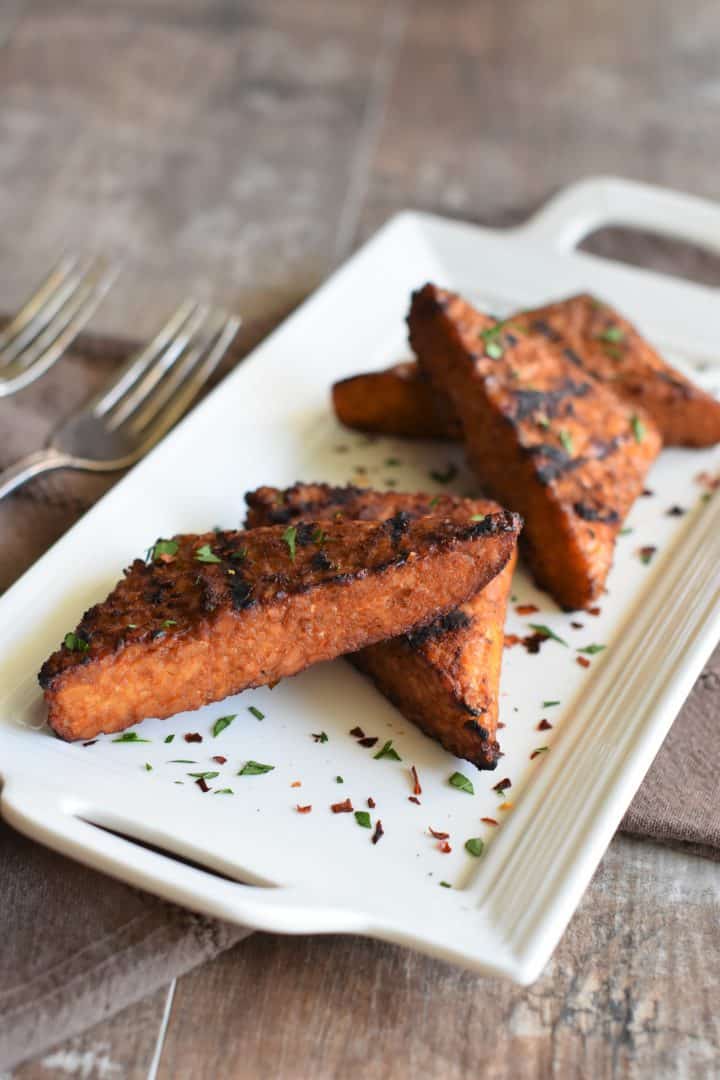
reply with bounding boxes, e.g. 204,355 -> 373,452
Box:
4,0 -> 720,1075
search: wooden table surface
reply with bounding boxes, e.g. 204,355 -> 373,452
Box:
3,1 -> 720,1076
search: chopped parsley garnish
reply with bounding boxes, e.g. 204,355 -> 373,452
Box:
231,547 -> 248,561
312,526 -> 328,545
439,881 -> 452,888
598,326 -> 624,344
282,525 -> 297,561
238,760 -> 274,776
384,457 -> 401,467
620,527 -> 633,536
559,430 -> 574,455
528,624 -> 568,647
430,463 -> 458,485
162,619 -> 177,629
168,759 -> 197,763
374,740 -> 402,761
542,700 -> 561,708
212,714 -> 236,737
485,341 -> 503,359
194,544 -> 221,564
164,734 -> 175,743
144,763 -> 153,772
631,414 -> 646,443
470,513 -> 486,522
248,705 -> 265,721
112,732 -> 150,743
150,539 -> 178,561
479,322 -> 507,358
354,810 -> 372,828
428,495 -> 441,508
63,632 -> 89,653
336,775 -> 344,783
214,788 -> 234,795
639,545 -> 657,565
537,415 -> 550,429
449,771 -> 474,795
577,644 -> 606,655
465,837 -> 485,857
312,731 -> 329,743
188,771 -> 219,780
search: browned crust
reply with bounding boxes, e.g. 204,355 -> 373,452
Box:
332,363 -> 460,439
522,293 -> 720,447
409,284 -> 661,610
40,510 -> 520,741
246,484 -> 516,768
333,294 -> 720,449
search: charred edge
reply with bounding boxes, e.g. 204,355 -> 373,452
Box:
384,511 -> 412,544
230,578 -> 255,610
463,718 -> 490,739
406,609 -> 472,649
564,347 -> 585,368
311,550 -> 333,571
573,502 -> 620,524
513,379 -> 593,422
245,484 -> 368,525
657,370 -> 694,397
532,436 -> 623,485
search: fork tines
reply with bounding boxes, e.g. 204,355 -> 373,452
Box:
0,256 -> 118,397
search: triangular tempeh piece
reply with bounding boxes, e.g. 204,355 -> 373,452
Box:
333,294 -> 720,448
409,284 -> 661,610
246,484 -> 517,769
40,511 -> 520,741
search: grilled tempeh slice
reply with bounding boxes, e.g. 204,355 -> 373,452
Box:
333,294 -> 720,448
246,484 -> 517,769
520,293 -> 720,447
40,511 -> 520,741
332,362 -> 460,439
409,284 -> 661,610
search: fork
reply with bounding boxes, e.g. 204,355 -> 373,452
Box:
0,300 -> 241,499
0,256 -> 119,397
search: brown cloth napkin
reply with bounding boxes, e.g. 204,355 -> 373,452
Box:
1,324 -> 718,1071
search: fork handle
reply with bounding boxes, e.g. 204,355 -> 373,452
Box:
0,448 -> 75,500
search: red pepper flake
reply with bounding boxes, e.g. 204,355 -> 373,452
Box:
410,765 -> 422,796
82,740 -> 97,747
349,726 -> 365,738
493,778 -> 512,793
515,603 -> 539,615
499,801 -> 514,811
195,777 -> 210,793
408,796 -> 421,805
372,819 -> 384,845
638,545 -> 657,565
497,721 -> 506,729
367,797 -> 376,809
296,804 -> 312,814
577,655 -> 591,668
588,606 -> 602,616
481,817 -> 499,826
331,798 -> 354,814
504,633 -> 522,648
439,840 -> 452,854
429,827 -> 450,840
185,732 -> 203,743
538,718 -> 553,731
212,755 -> 227,764
641,488 -> 655,497
570,621 -> 584,629
666,505 -> 686,517
358,736 -> 378,748
290,780 -> 302,788
530,746 -> 550,760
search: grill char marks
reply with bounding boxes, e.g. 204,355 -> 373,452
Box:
246,484 -> 519,769
40,508 -> 520,742
409,283 -> 661,610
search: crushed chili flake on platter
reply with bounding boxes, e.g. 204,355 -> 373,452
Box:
588,606 -> 601,616
428,827 -> 450,840
212,755 -> 227,764
439,840 -> 452,854
291,781 -> 302,788
372,820 -> 384,844
349,726 -> 365,738
577,656 -> 591,668
538,719 -> 553,731
638,545 -> 657,565
331,798 -> 354,814
499,801 -> 514,811
570,621 -> 584,629
515,603 -> 539,615
184,733 -> 203,743
481,817 -> 499,826
195,778 -> 210,793
82,740 -> 97,747
358,736 -> 378,748
408,796 -> 421,805
493,778 -> 512,793
410,765 -> 422,796
367,797 -> 376,809
296,804 -> 312,814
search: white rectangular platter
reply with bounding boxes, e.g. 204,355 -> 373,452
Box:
2,177 -> 720,984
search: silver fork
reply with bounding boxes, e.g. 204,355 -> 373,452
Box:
0,256 -> 119,397
0,300 -> 241,499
